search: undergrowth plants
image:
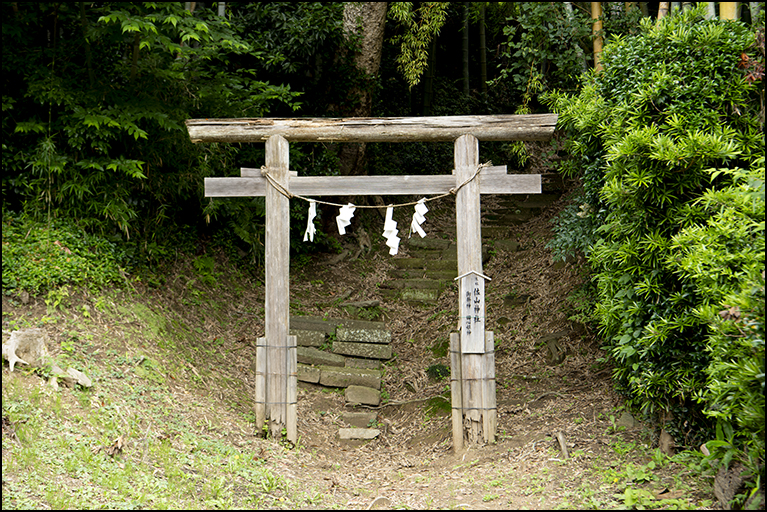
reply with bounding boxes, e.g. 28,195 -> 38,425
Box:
545,5 -> 764,503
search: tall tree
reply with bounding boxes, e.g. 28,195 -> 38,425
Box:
462,2 -> 470,96
658,2 -> 670,19
592,2 -> 603,72
479,3 -> 487,96
338,2 -> 388,177
720,2 -> 739,20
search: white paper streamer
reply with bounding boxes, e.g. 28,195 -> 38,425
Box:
336,203 -> 356,235
303,200 -> 317,242
382,206 -> 400,255
410,198 -> 429,238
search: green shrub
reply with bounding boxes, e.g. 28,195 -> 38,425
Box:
2,213 -> 127,296
544,4 -> 764,472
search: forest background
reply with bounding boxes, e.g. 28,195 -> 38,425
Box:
2,2 -> 764,506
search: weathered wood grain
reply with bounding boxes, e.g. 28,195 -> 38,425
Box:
454,134 -> 486,446
450,333 -> 464,453
264,135 -> 290,440
187,114 -> 558,143
205,173 -> 540,198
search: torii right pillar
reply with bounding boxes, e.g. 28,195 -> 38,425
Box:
451,134 -> 496,451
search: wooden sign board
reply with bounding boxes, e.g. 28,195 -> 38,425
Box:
460,273 -> 487,353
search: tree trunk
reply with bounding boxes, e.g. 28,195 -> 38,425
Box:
479,3 -> 487,97
749,3 -> 763,23
462,2 -> 470,97
79,2 -> 95,88
592,3 -> 603,72
705,2 -> 716,19
339,2 -> 388,177
719,3 -> 739,20
658,2 -> 670,19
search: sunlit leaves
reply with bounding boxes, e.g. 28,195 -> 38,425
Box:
546,4 -> 764,448
389,2 -> 449,89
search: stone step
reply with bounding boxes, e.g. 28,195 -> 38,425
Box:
345,385 -> 381,407
297,346 -> 345,367
483,213 -> 535,225
342,411 -> 378,427
289,316 -> 338,335
388,268 -> 459,280
332,341 -> 392,360
380,278 -> 444,290
380,287 -> 442,302
336,324 -> 391,344
392,258 -> 426,269
481,226 -> 511,238
483,209 -> 539,222
496,194 -> 561,208
407,237 -> 452,251
318,365 -> 382,389
339,427 -> 381,440
492,240 -> 522,252
290,329 -> 325,347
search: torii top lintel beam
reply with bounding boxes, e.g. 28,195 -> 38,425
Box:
186,114 -> 557,144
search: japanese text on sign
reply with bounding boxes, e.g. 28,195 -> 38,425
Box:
460,273 -> 485,353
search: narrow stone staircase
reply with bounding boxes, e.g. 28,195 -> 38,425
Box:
379,173 -> 566,306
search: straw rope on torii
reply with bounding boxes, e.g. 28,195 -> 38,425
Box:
259,161 -> 492,207
259,161 -> 493,253
186,114 -> 558,451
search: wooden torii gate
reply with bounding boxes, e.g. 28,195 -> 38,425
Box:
186,115 -> 557,451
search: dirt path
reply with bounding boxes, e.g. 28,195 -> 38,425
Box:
2,189 -> 716,509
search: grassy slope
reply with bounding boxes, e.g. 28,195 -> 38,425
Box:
2,210 -> 718,510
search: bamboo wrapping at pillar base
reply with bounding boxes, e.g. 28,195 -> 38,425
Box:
255,338 -> 266,436
287,335 -> 297,444
450,333 -> 463,452
483,331 -> 496,444
254,336 -> 297,442
450,330 -> 497,449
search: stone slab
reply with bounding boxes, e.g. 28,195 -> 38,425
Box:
494,240 -> 521,252
346,385 -> 381,406
290,329 -> 325,347
337,318 -> 387,331
319,366 -> 382,389
392,258 -> 426,269
382,278 -> 442,290
289,316 -> 338,335
424,270 -> 458,280
408,237 -> 451,250
332,341 -> 392,360
425,259 -> 456,271
342,411 -> 378,428
401,288 -> 440,302
345,357 -> 381,370
297,363 -> 321,384
338,428 -> 381,440
336,326 -> 390,345
297,346 -> 345,367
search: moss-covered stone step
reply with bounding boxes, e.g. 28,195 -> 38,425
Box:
380,278 -> 444,290
318,365 -> 382,389
380,286 -> 442,302
332,340 -> 392,360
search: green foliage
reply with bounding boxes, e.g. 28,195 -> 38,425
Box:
2,2 -> 301,264
544,4 -> 764,480
2,213 -> 127,295
493,3 -> 594,100
389,2 -> 450,89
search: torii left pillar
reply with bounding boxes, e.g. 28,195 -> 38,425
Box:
254,135 -> 297,442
